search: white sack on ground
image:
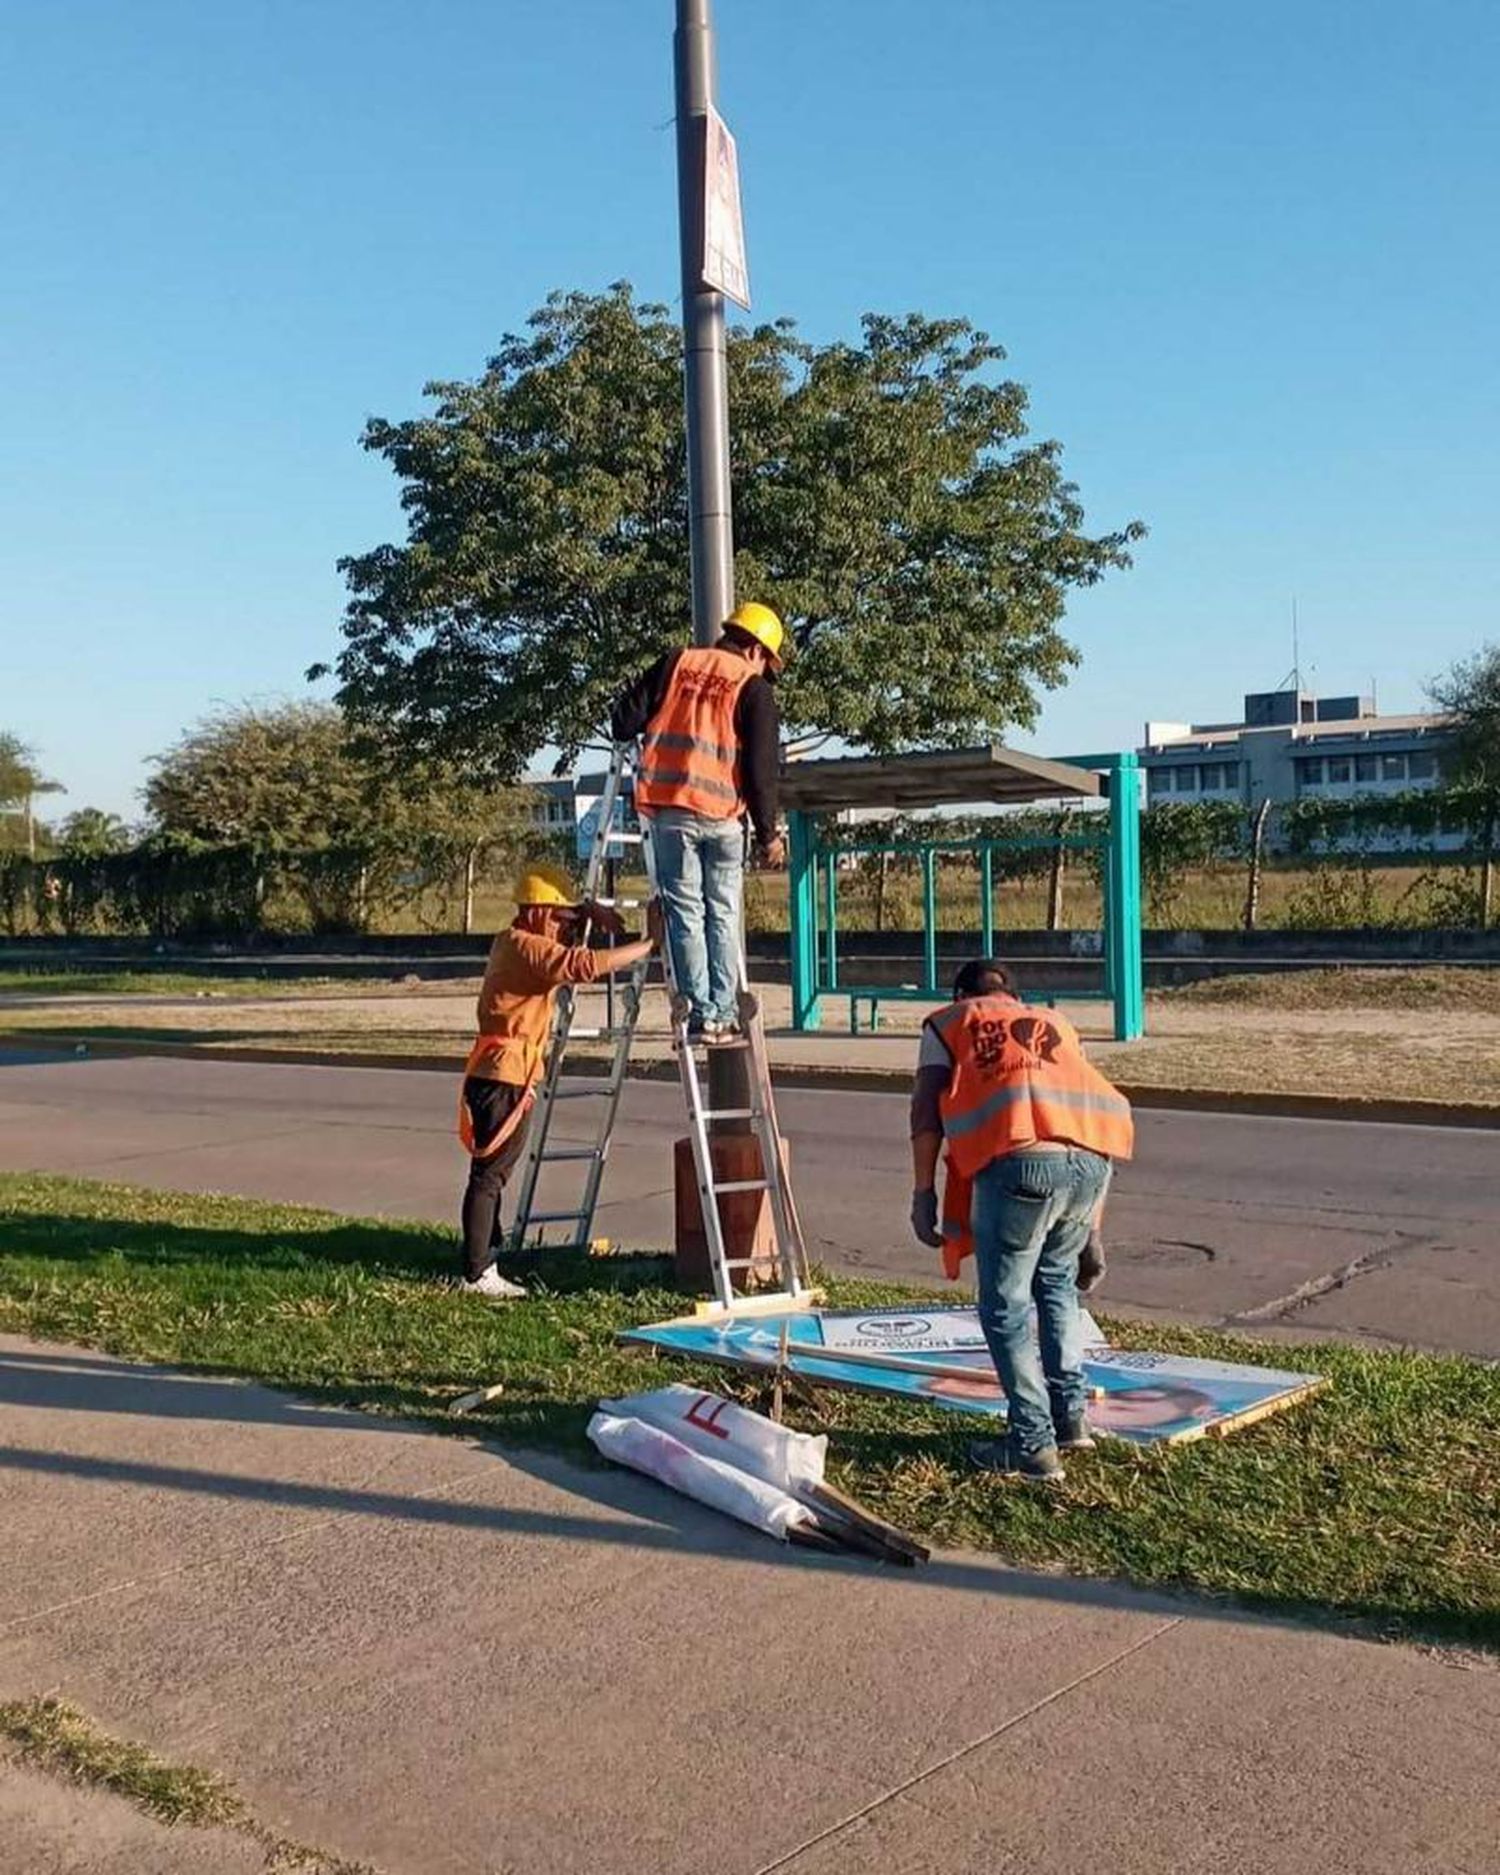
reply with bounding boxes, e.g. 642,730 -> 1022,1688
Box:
596,1383 -> 827,1497
587,1409 -> 816,1543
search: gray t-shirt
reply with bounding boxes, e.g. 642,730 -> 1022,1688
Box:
916,1024 -> 951,1073
910,1023 -> 951,1138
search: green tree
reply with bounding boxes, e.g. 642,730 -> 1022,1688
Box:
56,808 -> 132,859
319,284 -> 1144,779
1428,643 -> 1500,924
145,704 -> 368,853
144,702 -> 526,932
0,733 -> 64,858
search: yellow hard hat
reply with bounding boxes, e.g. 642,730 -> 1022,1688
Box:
724,601 -> 787,670
514,861 -> 578,908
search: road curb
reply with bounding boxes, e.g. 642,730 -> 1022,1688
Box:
6,1027 -> 1499,1130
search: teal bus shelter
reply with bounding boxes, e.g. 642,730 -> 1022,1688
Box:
778,746 -> 1144,1042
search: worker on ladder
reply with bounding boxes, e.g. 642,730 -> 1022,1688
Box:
610,602 -> 787,1045
457,862 -> 661,1299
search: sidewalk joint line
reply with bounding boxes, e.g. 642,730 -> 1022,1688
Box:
0,1460 -> 497,1640
752,1615 -> 1184,1874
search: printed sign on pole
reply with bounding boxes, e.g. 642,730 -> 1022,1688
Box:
702,106 -> 750,309
574,791 -> 625,862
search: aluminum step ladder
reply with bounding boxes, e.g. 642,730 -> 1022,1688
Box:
638,785 -> 812,1312
506,748 -> 652,1256
507,746 -> 812,1313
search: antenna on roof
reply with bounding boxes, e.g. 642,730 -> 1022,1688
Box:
1275,597 -> 1303,692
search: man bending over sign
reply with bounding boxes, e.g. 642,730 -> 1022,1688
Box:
909,959 -> 1132,1482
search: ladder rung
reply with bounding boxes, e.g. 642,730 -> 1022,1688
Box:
540,1147 -> 604,1163
710,1178 -> 770,1195
567,1027 -> 628,1041
525,1209 -> 589,1223
700,1107 -> 756,1121
549,1084 -> 617,1099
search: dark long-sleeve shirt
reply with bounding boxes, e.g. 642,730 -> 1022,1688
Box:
610,648 -> 780,844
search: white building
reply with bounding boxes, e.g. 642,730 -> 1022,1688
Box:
1139,689 -> 1449,809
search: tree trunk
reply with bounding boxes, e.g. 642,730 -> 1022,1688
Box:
1243,797 -> 1271,932
1046,811 -> 1070,931
462,844 -> 479,937
874,849 -> 890,934
25,795 -> 35,861
1482,807 -> 1497,929
354,863 -> 369,933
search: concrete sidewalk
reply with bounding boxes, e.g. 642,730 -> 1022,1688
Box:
1,1336 -> 1495,1875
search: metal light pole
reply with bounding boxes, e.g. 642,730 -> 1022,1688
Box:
671,0 -> 757,1209
674,0 -> 734,645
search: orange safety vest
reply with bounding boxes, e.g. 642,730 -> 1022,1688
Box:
457,1035 -> 538,1160
928,995 -> 1132,1278
634,646 -> 752,820
939,1160 -> 974,1281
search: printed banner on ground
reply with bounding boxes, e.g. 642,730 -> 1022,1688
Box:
620,1306 -> 1323,1446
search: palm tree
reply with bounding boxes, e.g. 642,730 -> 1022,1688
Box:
0,733 -> 65,859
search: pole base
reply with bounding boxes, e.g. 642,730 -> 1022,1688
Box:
672,1134 -> 790,1294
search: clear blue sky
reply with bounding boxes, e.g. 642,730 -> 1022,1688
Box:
3,0 -> 1496,818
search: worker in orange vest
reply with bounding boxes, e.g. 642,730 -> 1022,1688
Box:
909,958 -> 1134,1482
457,862 -> 661,1299
610,602 -> 787,1044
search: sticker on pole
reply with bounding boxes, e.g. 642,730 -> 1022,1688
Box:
574,790 -> 625,862
702,106 -> 750,308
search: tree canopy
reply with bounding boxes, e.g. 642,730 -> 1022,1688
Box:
1429,644 -> 1500,797
144,701 -> 525,862
320,284 -> 1144,780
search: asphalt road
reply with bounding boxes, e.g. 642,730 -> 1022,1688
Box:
1,1047 -> 1495,1356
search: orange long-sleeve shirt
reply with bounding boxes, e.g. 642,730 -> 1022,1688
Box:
469,926 -> 602,1087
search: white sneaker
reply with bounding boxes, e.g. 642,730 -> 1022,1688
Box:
460,1267 -> 528,1301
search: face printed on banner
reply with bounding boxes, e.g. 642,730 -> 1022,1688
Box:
1093,1384 -> 1217,1436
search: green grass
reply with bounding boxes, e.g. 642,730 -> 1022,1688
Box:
0,970 -> 349,998
0,1695 -> 379,1871
1163,965 -> 1500,1014
1,1172 -> 1496,1648
0,1696 -> 245,1827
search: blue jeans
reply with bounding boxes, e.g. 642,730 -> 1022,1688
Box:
972,1148 -> 1112,1454
647,809 -> 745,1025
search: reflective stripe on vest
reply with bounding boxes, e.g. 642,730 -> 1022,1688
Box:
635,646 -> 751,820
934,994 -> 1134,1177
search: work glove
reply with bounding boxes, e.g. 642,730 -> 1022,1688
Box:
910,1188 -> 943,1249
1078,1226 -> 1107,1295
582,898 -> 627,941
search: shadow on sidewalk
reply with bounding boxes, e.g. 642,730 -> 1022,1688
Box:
0,1435 -> 1198,1629
0,1345 -> 385,1433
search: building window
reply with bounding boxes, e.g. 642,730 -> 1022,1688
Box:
1199,763 -> 1220,791
1222,761 -> 1239,788
1148,768 -> 1172,797
1328,757 -> 1352,785
1381,754 -> 1407,783
1407,750 -> 1437,781
1299,759 -> 1325,790
1174,767 -> 1198,793
1354,754 -> 1377,784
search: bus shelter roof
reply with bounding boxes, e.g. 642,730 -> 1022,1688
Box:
777,745 -> 1103,815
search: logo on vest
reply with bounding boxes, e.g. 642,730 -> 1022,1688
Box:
972,1013 -> 1063,1078
677,671 -> 739,705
